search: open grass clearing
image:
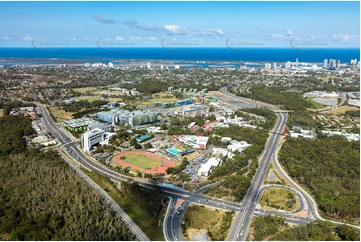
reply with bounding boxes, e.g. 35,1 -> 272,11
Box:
48,106 -> 75,121
259,187 -> 299,212
73,87 -> 98,93
325,105 -> 359,115
182,205 -> 234,241
135,92 -> 180,105
120,153 -> 162,170
74,96 -> 103,102
305,97 -> 327,109
94,90 -> 125,96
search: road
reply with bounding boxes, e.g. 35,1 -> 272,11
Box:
219,87 -> 360,240
163,181 -> 313,241
38,98 -> 359,241
226,112 -> 287,241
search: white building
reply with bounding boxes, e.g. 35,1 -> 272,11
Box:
265,63 -> 271,69
321,130 -> 360,142
188,122 -> 197,129
221,137 -> 233,144
146,126 -> 162,133
147,62 -> 151,69
290,126 -> 316,139
197,157 -> 221,177
347,99 -> 360,107
176,135 -> 209,150
212,147 -> 234,158
227,140 -> 252,153
303,91 -> 339,98
323,59 -> 328,68
81,129 -> 105,152
285,61 -> 291,69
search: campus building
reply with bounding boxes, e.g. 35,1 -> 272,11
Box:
63,118 -> 99,132
174,105 -> 209,118
81,128 -> 116,152
197,157 -> 221,177
174,134 -> 209,150
81,129 -> 105,152
97,109 -> 159,126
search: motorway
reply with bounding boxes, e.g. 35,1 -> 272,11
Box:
37,102 -> 313,241
226,112 -> 287,241
218,86 -> 360,240
37,96 -> 359,241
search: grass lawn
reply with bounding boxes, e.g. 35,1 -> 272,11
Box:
259,187 -> 299,212
121,153 -> 162,170
48,106 -> 75,121
81,168 -> 166,241
174,145 -> 186,151
74,96 -> 102,102
182,205 -> 234,241
136,92 -> 180,105
105,97 -> 124,103
305,97 -> 327,109
325,105 -> 359,115
94,90 -> 124,96
73,87 -> 98,93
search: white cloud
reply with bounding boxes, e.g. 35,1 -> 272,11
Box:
23,36 -> 34,41
130,35 -> 143,40
332,34 -> 358,42
286,30 -> 293,36
115,36 -> 124,40
216,29 -> 224,35
164,25 -> 186,34
146,36 -> 157,41
271,33 -> 285,39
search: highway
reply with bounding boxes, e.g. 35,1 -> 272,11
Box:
219,86 -> 360,240
162,181 -> 313,241
37,101 -> 312,241
226,112 -> 287,241
37,98 -> 359,241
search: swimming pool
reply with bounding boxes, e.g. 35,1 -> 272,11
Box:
167,148 -> 180,156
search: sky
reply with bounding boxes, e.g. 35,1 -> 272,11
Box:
0,1 -> 359,48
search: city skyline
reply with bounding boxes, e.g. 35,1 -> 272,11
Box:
0,1 -> 359,48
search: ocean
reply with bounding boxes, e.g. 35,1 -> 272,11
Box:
0,47 -> 359,64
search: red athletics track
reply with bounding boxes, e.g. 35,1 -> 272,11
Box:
113,151 -> 175,174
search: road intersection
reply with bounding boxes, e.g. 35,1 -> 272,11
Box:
36,88 -> 359,241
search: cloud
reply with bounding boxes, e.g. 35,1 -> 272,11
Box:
145,36 -> 157,41
23,36 -> 34,41
271,30 -> 295,39
271,33 -> 286,39
200,29 -> 224,36
115,36 -> 124,40
129,35 -> 158,41
92,16 -> 117,24
0,36 -> 17,41
130,35 -> 143,41
163,25 -> 224,37
123,19 -> 139,25
123,19 -> 158,32
332,34 -> 358,42
164,25 -> 187,34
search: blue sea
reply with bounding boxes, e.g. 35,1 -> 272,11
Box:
0,47 -> 359,65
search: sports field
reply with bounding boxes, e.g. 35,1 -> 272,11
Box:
122,153 -> 162,170
113,151 -> 175,174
